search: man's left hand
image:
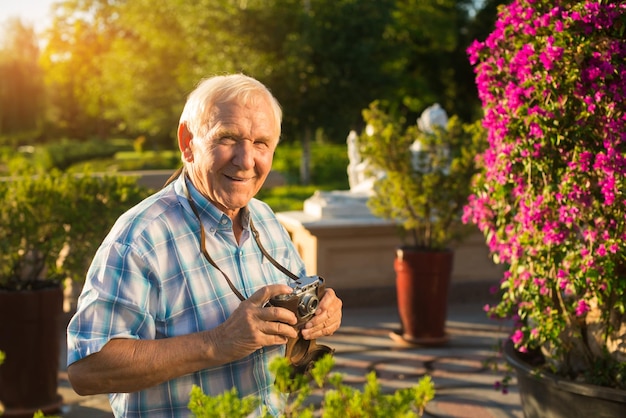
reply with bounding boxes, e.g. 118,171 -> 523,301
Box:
301,288 -> 342,340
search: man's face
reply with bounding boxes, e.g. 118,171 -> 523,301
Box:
185,96 -> 280,217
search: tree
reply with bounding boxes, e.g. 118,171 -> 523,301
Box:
40,0 -> 120,140
38,0 -> 505,150
98,0 -> 193,147
0,18 -> 45,142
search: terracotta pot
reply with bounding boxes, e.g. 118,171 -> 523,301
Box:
392,247 -> 453,346
0,286 -> 64,418
504,340 -> 626,418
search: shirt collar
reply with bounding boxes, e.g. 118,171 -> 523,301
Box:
179,171 -> 250,233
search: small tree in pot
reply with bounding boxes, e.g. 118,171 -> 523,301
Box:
463,0 -> 626,416
0,165 -> 148,417
357,101 -> 486,344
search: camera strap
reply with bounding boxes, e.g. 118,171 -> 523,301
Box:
166,168 -> 334,378
166,167 -> 300,301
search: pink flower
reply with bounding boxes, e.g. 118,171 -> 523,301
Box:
511,329 -> 524,345
575,300 -> 590,316
463,0 -> 626,380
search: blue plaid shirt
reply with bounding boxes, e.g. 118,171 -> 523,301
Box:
67,173 -> 306,417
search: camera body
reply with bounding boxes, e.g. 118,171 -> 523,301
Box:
269,275 -> 325,328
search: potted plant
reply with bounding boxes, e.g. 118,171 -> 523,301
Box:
0,165 -> 148,418
463,1 -> 626,416
357,101 -> 486,345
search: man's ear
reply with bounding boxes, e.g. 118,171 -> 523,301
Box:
178,123 -> 194,162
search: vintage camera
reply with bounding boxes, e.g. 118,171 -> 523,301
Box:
268,275 -> 334,379
268,275 -> 325,328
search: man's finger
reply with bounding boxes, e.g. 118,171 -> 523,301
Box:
247,284 -> 294,306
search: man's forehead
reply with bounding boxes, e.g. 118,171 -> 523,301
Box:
207,100 -> 279,137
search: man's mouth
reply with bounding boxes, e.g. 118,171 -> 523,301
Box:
225,174 -> 250,182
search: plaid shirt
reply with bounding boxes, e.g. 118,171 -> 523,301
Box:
67,173 -> 306,417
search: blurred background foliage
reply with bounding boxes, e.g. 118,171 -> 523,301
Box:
1,0 -> 506,148
0,0 -> 507,210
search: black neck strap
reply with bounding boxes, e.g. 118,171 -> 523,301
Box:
165,167 -> 300,301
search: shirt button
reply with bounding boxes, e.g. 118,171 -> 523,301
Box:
221,218 -> 228,225
210,228 -> 216,233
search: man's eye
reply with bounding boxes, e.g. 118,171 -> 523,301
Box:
218,136 -> 237,145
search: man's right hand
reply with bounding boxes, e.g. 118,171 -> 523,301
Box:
211,284 -> 299,362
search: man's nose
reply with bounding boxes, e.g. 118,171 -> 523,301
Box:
232,140 -> 255,169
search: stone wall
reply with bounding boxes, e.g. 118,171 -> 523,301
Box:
277,198 -> 505,308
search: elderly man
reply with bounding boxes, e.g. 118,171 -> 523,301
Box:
67,74 -> 343,417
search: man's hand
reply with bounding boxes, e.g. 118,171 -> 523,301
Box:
213,284 -> 299,361
301,288 -> 342,340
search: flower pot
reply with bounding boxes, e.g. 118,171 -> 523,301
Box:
504,340 -> 626,418
391,247 -> 453,346
0,286 -> 64,418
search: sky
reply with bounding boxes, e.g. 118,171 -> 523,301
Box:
0,0 -> 56,33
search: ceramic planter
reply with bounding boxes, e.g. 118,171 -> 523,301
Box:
0,286 -> 64,418
504,339 -> 626,418
391,247 -> 453,346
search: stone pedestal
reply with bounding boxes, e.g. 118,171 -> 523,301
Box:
277,210 -> 401,290
278,190 -> 401,306
277,190 -> 506,307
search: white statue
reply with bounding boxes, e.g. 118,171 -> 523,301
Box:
412,104 -> 450,173
347,129 -> 378,194
417,103 -> 448,134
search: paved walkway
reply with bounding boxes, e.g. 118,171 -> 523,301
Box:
57,302 -> 523,417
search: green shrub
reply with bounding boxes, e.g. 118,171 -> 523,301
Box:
0,167 -> 150,290
31,138 -> 130,171
188,355 -> 435,418
256,185 -> 322,212
32,410 -> 60,418
273,142 -> 349,189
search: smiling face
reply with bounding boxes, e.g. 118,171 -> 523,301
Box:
179,94 -> 280,219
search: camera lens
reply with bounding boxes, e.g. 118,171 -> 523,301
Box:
298,294 -> 319,316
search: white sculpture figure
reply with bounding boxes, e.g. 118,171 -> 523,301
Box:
417,103 -> 448,134
412,103 -> 450,173
347,129 -> 379,194
346,130 -> 361,189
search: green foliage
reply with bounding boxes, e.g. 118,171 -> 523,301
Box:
585,351 -> 626,389
3,137 -> 179,173
322,372 -> 435,418
358,101 -> 486,249
246,139 -> 352,212
188,386 -> 264,418
102,150 -> 180,172
0,19 -> 45,138
32,410 -> 60,418
256,185 -> 321,213
0,167 -> 150,290
25,0 -> 500,145
31,139 -> 128,171
188,355 -> 435,418
273,142 -> 349,189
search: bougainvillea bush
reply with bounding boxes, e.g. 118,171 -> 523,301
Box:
463,0 -> 626,388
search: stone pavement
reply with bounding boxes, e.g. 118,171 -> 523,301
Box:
57,302 -> 523,417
